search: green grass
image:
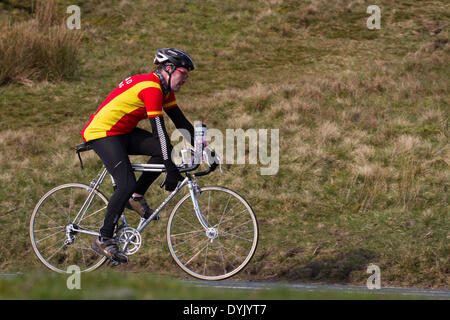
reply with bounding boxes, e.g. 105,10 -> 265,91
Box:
0,0 -> 448,291
0,271 -> 439,300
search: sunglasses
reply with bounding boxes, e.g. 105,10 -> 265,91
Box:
176,68 -> 189,79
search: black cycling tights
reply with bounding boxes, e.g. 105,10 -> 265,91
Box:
91,128 -> 163,238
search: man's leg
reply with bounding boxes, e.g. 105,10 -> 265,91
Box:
91,135 -> 136,238
120,128 -> 165,220
133,156 -> 164,195
127,128 -> 164,195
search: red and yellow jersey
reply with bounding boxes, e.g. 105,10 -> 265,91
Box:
81,72 -> 177,142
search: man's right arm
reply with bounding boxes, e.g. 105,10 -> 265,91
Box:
148,116 -> 183,191
140,87 -> 184,191
164,106 -> 195,147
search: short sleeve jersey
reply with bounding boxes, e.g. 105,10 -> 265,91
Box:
81,72 -> 177,142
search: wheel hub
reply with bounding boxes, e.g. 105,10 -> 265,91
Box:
64,224 -> 78,245
206,228 -> 218,240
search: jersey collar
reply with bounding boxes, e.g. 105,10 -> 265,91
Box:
154,69 -> 170,96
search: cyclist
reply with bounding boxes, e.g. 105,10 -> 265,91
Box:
81,48 -> 196,263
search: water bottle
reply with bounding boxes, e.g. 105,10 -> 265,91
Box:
194,121 -> 206,164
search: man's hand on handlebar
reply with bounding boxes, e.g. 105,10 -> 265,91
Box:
160,147 -> 221,188
204,147 -> 217,167
161,160 -> 184,191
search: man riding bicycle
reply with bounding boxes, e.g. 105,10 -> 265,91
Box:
81,48 -> 196,263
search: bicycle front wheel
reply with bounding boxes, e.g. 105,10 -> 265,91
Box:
29,183 -> 108,273
167,186 -> 258,280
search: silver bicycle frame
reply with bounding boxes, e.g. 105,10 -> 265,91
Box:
72,167 -> 109,225
71,161 -> 210,237
136,175 -> 209,232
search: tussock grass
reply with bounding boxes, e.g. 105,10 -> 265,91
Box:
0,0 -> 81,85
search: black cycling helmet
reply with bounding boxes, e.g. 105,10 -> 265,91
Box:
153,48 -> 195,71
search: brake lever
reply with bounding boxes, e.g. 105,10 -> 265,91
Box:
204,150 -> 223,173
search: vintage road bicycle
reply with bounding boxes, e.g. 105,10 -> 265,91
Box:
29,143 -> 259,280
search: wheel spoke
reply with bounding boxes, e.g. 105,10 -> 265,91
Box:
38,210 -> 64,228
49,193 -> 70,223
220,218 -> 253,233
217,239 -> 245,262
34,225 -> 65,233
171,229 -> 203,238
175,213 -> 202,231
46,240 -> 67,262
175,237 -> 209,261
203,241 -> 210,275
220,229 -> 253,242
217,194 -> 232,226
172,232 -> 204,249
78,205 -> 107,224
214,208 -> 249,228
40,237 -> 66,253
184,240 -> 210,266
36,228 -> 65,243
220,247 -> 226,274
206,191 -> 211,225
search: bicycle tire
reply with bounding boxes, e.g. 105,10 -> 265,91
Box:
29,183 -> 108,273
167,186 -> 258,280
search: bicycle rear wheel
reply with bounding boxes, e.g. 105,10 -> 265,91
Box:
167,186 -> 258,280
29,183 -> 108,273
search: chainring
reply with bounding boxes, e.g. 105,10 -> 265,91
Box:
117,227 -> 142,255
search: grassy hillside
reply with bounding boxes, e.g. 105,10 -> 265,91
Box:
0,0 -> 448,290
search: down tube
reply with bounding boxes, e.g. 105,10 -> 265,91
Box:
136,178 -> 189,233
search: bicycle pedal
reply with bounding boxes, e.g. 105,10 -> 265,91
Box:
108,257 -> 128,266
108,259 -> 121,267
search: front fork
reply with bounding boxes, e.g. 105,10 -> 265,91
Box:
187,177 -> 208,230
187,176 -> 218,242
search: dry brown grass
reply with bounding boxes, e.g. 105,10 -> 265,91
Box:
34,0 -> 61,27
0,0 -> 81,85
